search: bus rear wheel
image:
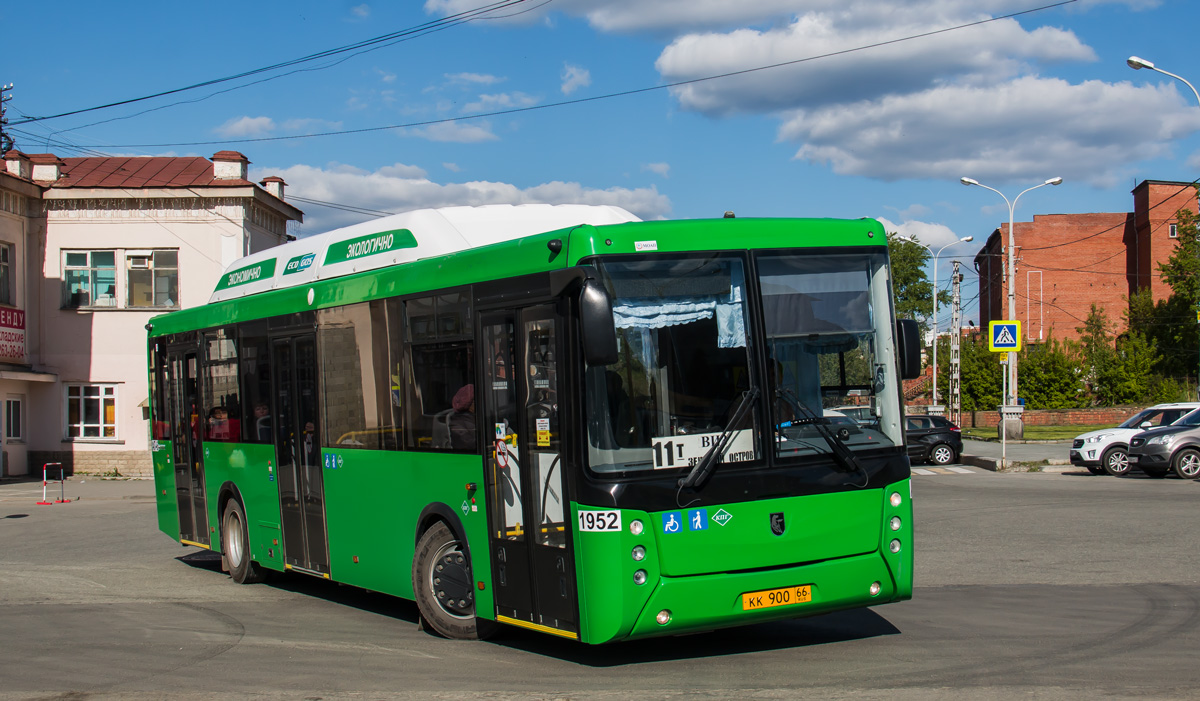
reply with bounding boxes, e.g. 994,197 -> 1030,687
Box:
222,498 -> 267,584
412,521 -> 496,640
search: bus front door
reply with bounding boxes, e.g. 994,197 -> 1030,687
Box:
272,334 -> 330,576
166,349 -> 209,547
482,306 -> 577,637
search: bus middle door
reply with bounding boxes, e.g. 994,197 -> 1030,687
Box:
482,305 -> 578,638
271,333 -> 330,577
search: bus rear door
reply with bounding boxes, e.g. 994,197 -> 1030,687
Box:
481,305 -> 578,638
165,346 -> 209,547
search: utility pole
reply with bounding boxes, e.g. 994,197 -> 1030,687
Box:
0,84 -> 14,154
950,261 -> 963,428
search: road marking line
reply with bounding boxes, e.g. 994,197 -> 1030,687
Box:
947,467 -> 974,474
912,468 -> 936,475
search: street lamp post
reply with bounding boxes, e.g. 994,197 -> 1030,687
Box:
902,234 -> 974,410
1128,56 -> 1200,397
960,176 -> 1063,408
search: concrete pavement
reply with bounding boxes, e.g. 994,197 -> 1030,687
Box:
959,438 -> 1072,471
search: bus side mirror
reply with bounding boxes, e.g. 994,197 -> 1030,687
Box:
896,319 -> 921,380
580,279 -> 619,367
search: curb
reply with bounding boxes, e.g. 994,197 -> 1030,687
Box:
962,454 -> 1073,473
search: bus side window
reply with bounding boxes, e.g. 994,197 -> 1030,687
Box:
201,328 -> 241,443
402,291 -> 475,451
318,300 -> 402,451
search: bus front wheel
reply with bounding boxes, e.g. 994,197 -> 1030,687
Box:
222,498 -> 267,584
412,521 -> 496,640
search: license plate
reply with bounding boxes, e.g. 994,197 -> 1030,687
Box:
1129,455 -> 1139,462
741,584 -> 812,611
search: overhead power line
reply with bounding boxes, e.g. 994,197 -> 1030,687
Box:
9,0 -> 537,127
59,0 -> 1078,149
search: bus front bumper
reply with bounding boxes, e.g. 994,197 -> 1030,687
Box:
622,550 -> 906,641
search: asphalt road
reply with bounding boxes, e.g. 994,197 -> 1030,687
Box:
1,471 -> 1197,700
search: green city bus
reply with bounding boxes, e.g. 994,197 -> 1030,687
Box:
146,204 -> 921,644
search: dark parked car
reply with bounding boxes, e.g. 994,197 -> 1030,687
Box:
905,415 -> 963,466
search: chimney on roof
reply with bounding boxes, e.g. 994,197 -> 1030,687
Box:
4,150 -> 31,180
260,176 -> 286,200
212,150 -> 249,181
28,153 -> 64,182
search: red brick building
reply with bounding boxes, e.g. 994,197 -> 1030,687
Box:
974,180 -> 1198,342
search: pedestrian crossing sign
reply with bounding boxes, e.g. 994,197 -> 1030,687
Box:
989,321 -> 1022,352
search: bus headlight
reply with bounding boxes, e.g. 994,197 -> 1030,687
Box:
656,609 -> 672,625
630,520 -> 644,536
631,545 -> 646,561
889,539 -> 902,554
890,492 -> 902,507
633,570 -> 647,585
869,581 -> 882,596
890,516 -> 902,531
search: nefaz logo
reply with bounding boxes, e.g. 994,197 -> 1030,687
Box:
283,253 -> 316,276
770,512 -> 786,536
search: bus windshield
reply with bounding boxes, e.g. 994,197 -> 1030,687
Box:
759,252 -> 902,458
585,255 -> 760,474
585,250 -> 902,474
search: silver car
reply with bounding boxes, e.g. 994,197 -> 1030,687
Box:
1126,411 -> 1200,480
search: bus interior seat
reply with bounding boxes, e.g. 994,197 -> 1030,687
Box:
431,409 -> 453,449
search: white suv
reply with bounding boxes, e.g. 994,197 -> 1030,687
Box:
1071,403 -> 1200,476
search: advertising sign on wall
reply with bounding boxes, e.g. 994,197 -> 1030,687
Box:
0,309 -> 26,362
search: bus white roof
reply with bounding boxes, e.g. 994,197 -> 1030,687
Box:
208,204 -> 640,304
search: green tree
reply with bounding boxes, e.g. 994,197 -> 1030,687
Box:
1017,337 -> 1082,409
1074,303 -> 1116,405
1147,203 -> 1200,385
887,233 -> 950,338
1094,332 -> 1160,405
957,334 -> 1003,411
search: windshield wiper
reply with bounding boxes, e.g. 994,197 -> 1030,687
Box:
678,387 -> 760,491
776,388 -> 864,477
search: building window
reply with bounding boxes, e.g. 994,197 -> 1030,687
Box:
1170,224 -> 1178,238
66,384 -> 117,439
0,244 -> 12,306
127,250 -> 179,308
62,249 -> 179,309
63,251 -> 117,308
5,396 -> 22,441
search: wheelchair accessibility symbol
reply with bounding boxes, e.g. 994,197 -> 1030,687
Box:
660,512 -> 682,534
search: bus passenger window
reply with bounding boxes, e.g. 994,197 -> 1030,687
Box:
202,328 -> 241,443
402,291 -> 474,451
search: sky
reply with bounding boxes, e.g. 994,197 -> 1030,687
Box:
5,0 -> 1200,329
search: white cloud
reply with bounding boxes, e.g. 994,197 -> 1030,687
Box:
463,92 -> 539,114
351,4 -> 370,19
781,77 -> 1200,183
561,64 -> 592,95
420,1 -> 1182,186
404,120 -> 500,143
642,162 -> 670,178
428,0 -> 1155,34
445,72 -> 505,86
376,68 -> 397,83
656,16 -> 1093,116
876,217 -> 962,249
215,116 -> 275,138
256,161 -> 672,233
888,203 -> 931,220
